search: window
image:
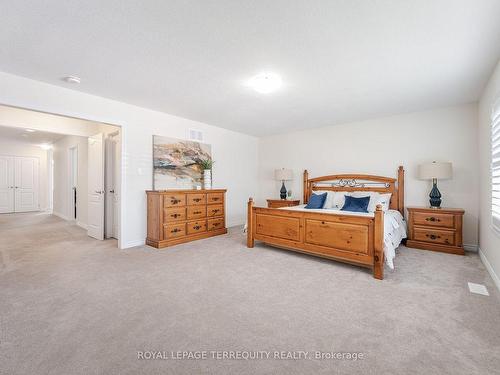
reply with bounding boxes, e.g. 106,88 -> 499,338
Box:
492,100 -> 500,231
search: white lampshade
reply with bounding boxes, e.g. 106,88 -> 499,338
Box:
274,168 -> 293,181
418,161 -> 452,180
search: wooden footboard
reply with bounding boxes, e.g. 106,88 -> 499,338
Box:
247,199 -> 385,279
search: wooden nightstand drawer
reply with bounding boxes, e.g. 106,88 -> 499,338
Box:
413,212 -> 454,228
413,227 -> 455,246
406,206 -> 464,255
267,199 -> 301,208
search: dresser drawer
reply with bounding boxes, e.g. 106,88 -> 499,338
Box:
207,192 -> 224,204
207,204 -> 224,217
413,227 -> 455,246
208,217 -> 224,231
164,207 -> 186,222
187,220 -> 207,235
187,206 -> 206,220
413,212 -> 454,228
187,193 -> 206,205
164,194 -> 186,208
163,223 -> 186,239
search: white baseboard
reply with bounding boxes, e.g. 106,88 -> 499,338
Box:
479,248 -> 500,292
52,211 -> 69,221
464,243 -> 478,252
76,221 -> 88,230
121,239 -> 146,249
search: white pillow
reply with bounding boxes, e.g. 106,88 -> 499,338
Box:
312,190 -> 335,208
332,191 -> 349,209
376,193 -> 392,211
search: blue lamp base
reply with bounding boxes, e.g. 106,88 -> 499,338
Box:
280,181 -> 287,200
429,178 -> 442,208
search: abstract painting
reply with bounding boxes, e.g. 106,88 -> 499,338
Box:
153,135 -> 212,190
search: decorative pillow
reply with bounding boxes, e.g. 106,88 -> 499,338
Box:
305,192 -> 327,209
341,195 -> 370,213
350,191 -> 380,212
377,193 -> 392,211
313,190 -> 335,208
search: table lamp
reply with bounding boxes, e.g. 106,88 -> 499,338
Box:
274,168 -> 293,200
418,161 -> 452,208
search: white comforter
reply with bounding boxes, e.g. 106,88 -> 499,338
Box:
278,205 -> 407,269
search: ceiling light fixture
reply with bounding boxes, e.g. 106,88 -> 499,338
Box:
25,128 -> 36,132
39,143 -> 53,150
62,76 -> 81,84
246,72 -> 282,94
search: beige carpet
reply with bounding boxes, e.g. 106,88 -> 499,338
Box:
1,212 -> 499,375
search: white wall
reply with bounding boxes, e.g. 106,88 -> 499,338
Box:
52,135 -> 88,226
0,139 -> 48,211
258,104 -> 479,248
0,72 -> 259,248
478,60 -> 500,289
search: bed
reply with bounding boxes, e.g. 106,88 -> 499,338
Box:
247,166 -> 406,279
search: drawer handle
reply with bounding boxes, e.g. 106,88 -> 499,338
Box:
425,217 -> 441,222
212,209 -> 220,214
171,228 -> 182,233
193,198 -> 202,202
193,211 -> 202,215
213,222 -> 220,227
193,225 -> 202,230
426,234 -> 441,240
170,198 -> 181,204
212,197 -> 220,201
171,213 -> 181,218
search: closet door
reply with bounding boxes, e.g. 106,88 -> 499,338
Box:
0,156 -> 14,213
14,157 -> 39,212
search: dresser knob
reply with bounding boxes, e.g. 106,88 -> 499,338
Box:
171,228 -> 181,233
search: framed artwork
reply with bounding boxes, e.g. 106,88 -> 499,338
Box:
153,135 -> 212,190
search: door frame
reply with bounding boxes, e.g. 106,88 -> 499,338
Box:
0,104 -> 124,249
68,145 -> 78,221
105,131 -> 120,239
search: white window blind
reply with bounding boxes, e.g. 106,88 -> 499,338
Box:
492,102 -> 500,231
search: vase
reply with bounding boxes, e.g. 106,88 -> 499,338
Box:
203,169 -> 212,189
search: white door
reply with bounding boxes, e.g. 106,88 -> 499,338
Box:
0,156 -> 14,213
14,157 -> 39,212
105,133 -> 120,239
88,133 -> 105,240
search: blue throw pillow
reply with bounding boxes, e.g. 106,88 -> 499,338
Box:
305,192 -> 327,209
341,195 -> 370,213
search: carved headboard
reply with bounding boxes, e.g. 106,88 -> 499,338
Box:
303,166 -> 405,215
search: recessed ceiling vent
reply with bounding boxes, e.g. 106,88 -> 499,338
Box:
188,129 -> 203,142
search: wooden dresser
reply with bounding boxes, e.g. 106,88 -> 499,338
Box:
146,189 -> 227,248
406,206 -> 464,255
266,199 -> 300,208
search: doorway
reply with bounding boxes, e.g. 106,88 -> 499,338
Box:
69,146 -> 78,220
0,155 -> 39,213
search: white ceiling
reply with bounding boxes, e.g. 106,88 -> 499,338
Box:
0,125 -> 65,145
1,1 -> 499,136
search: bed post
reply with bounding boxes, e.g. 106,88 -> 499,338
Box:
373,204 -> 384,280
247,198 -> 254,248
303,170 -> 309,204
397,165 -> 404,217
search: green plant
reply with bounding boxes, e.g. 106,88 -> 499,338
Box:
197,158 -> 214,170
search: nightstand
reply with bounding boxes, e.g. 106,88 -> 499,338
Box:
267,199 -> 300,208
406,206 -> 464,255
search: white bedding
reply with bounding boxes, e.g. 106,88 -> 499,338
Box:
277,205 -> 407,269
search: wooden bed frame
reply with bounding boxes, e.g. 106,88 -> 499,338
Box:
247,166 -> 404,279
